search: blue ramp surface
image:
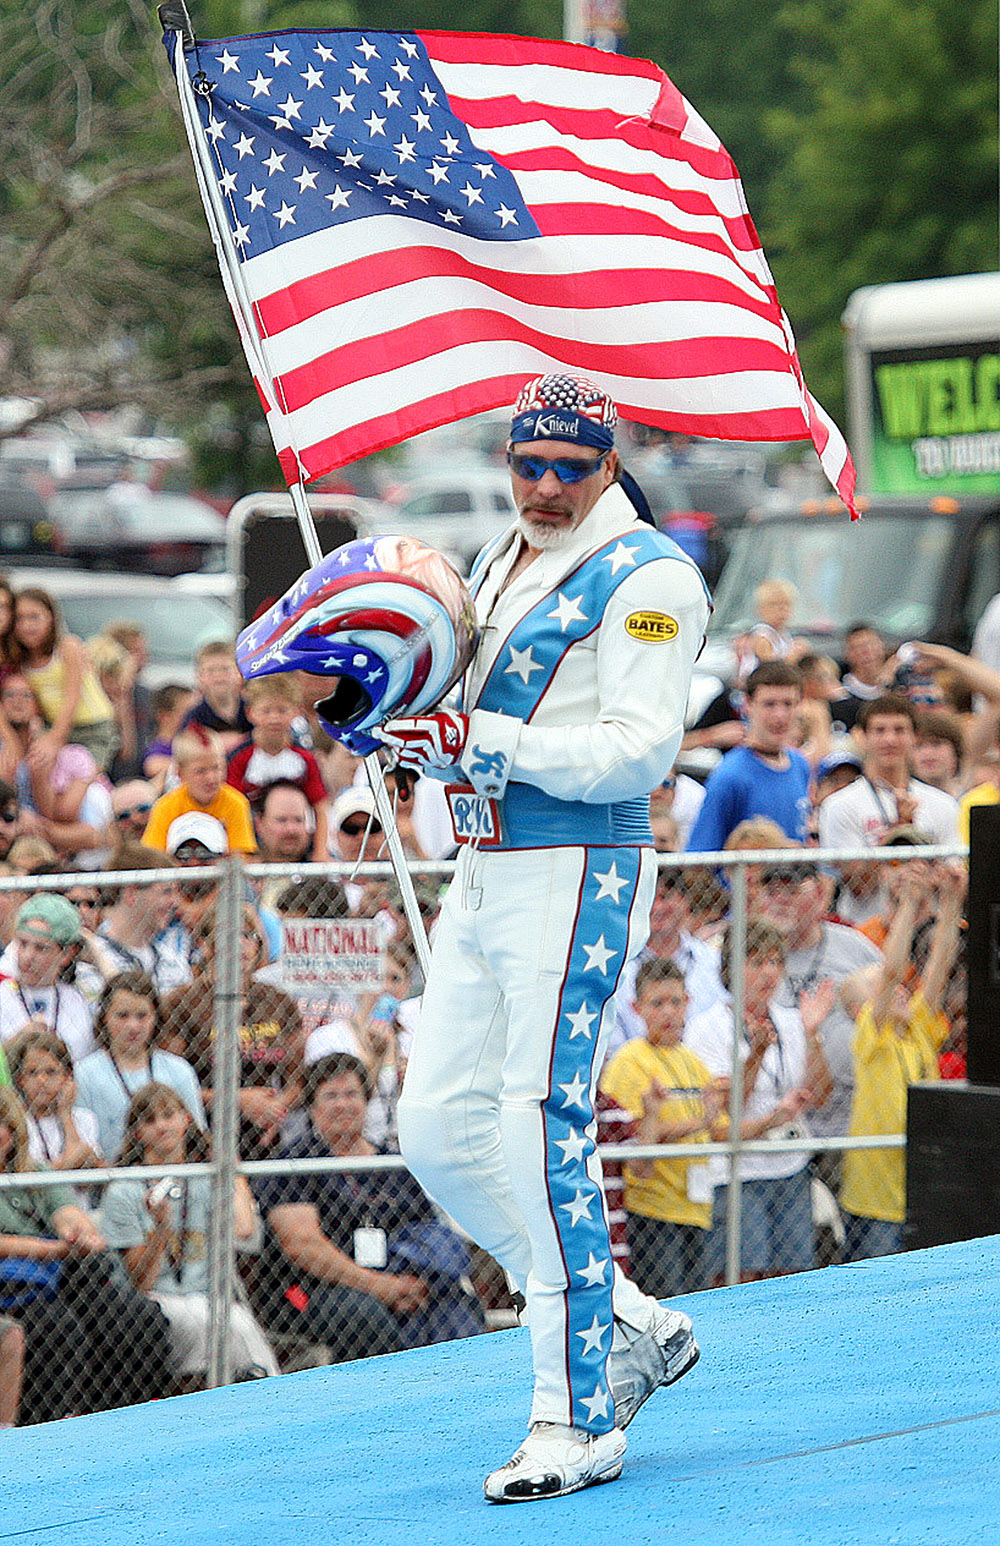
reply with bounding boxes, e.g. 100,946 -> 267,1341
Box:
3,1237 -> 998,1546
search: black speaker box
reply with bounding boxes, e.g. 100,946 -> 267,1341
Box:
905,1082 -> 1000,1249
966,803 -> 1000,1087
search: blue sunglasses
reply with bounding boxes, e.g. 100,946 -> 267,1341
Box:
507,451 -> 606,485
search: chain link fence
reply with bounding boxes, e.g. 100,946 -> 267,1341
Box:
0,841 -> 967,1426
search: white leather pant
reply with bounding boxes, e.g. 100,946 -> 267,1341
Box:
398,842 -> 661,1433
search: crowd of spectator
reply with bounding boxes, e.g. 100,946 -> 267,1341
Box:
0,569 -> 984,1427
0,580 -> 482,1427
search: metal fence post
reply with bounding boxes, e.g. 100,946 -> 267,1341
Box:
207,852 -> 243,1389
724,859 -> 748,1286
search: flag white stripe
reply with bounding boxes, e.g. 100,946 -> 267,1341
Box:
263,280 -> 791,381
462,119 -> 749,218
267,339 -> 809,453
429,57 -> 661,119
241,218 -> 773,311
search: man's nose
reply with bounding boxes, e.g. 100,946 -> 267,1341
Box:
535,468 -> 563,496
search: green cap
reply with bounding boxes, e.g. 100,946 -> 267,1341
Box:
15,893 -> 82,947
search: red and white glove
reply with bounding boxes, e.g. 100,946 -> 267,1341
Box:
377,711 -> 469,773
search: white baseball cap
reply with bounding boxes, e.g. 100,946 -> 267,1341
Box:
165,811 -> 228,855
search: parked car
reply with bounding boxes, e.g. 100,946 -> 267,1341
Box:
1,567 -> 233,687
0,480 -> 62,562
374,467 -> 516,573
47,488 -> 226,575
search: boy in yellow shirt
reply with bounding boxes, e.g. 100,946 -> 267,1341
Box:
840,861 -> 964,1259
600,959 -> 727,1297
142,726 -> 257,856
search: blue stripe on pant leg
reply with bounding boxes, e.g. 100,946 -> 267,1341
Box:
541,846 -> 642,1434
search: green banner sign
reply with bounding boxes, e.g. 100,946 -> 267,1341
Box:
870,343 -> 1000,493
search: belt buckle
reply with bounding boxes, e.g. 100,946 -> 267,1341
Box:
444,782 -> 502,846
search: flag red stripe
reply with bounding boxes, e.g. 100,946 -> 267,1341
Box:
274,308 -> 794,414
287,389 -> 811,482
252,244 -> 778,338
418,31 -> 663,82
497,146 -> 758,251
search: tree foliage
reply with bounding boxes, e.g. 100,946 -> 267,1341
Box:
761,0 -> 999,415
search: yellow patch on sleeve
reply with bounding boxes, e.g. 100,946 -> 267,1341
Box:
624,610 -> 679,642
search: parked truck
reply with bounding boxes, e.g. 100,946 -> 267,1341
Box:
842,271 -> 1000,496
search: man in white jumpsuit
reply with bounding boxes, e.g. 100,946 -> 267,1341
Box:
381,374 -> 711,1502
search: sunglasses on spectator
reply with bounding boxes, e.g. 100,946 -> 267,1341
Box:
341,818 -> 382,837
507,451 -> 606,485
760,865 -> 816,887
66,893 -> 101,911
116,803 -> 152,820
0,807 -> 18,824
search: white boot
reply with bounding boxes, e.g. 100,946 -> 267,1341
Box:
484,1422 -> 627,1503
607,1305 -> 698,1430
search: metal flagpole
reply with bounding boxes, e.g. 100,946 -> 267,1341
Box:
162,2 -> 432,978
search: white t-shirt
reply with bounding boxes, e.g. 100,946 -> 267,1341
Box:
684,998 -> 810,1183
0,978 -> 96,1064
818,774 -> 960,921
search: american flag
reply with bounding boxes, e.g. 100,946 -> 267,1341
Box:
165,27 -> 856,513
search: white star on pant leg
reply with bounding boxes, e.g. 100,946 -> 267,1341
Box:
575,1252 -> 610,1287
505,644 -> 544,684
560,1189 -> 594,1226
582,935 -> 615,974
592,862 -> 628,902
558,1072 -> 588,1108
580,1384 -> 611,1422
565,1002 -> 597,1039
553,1129 -> 588,1165
576,1316 -> 611,1355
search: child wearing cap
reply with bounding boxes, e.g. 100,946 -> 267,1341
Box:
142,727 -> 256,856
0,895 -> 96,1064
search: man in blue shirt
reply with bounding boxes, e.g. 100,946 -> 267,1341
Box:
686,662 -> 811,852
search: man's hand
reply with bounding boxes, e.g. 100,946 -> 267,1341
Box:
378,711 -> 469,773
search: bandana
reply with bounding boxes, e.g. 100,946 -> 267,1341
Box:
510,372 -> 618,452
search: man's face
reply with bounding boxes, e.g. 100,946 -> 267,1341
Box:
128,879 -> 178,935
0,676 -> 37,731
16,929 -> 69,988
648,879 -> 688,945
754,868 -> 826,945
864,713 -> 915,772
257,789 -> 312,860
112,783 -> 154,839
508,438 -> 617,550
311,1072 -> 368,1147
913,736 -> 957,787
334,809 -> 382,863
745,685 -> 800,751
845,629 -> 885,681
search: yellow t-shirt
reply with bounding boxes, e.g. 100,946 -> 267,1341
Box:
142,784 -> 257,855
840,991 -> 946,1225
26,656 -> 113,728
600,1039 -> 718,1229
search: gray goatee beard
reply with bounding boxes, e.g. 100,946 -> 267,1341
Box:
515,511 -> 575,551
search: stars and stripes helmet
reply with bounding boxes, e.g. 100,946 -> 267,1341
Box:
235,534 -> 478,754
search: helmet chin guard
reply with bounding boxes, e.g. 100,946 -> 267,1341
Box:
235,534 -> 479,753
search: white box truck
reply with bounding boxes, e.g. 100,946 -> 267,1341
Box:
842,271 -> 1000,495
